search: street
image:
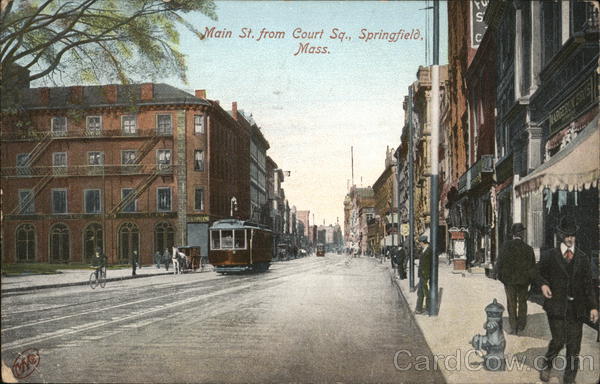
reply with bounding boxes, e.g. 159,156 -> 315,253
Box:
1,254 -> 444,383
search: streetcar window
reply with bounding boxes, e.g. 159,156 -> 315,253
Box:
221,230 -> 233,249
211,231 -> 220,249
234,230 -> 246,249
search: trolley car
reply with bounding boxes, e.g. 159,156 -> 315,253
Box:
209,219 -> 272,273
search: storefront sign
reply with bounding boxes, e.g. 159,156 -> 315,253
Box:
471,1 -> 489,48
187,214 -> 210,223
549,75 -> 598,136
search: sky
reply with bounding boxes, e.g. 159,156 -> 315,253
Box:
168,0 -> 449,226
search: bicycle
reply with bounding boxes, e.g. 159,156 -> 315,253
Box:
89,266 -> 107,289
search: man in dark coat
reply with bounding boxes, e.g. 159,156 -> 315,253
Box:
397,245 -> 407,280
495,223 -> 536,334
415,234 -> 432,314
537,216 -> 598,384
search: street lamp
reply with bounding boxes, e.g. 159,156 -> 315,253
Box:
230,196 -> 238,218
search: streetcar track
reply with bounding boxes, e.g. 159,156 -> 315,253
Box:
1,258 -> 328,335
1,262 -> 325,352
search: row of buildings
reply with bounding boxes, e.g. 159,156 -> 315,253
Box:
345,0 -> 599,273
0,77 -> 311,265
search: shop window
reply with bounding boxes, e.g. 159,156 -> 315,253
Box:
50,223 -> 69,262
16,224 -> 36,262
155,222 -> 175,254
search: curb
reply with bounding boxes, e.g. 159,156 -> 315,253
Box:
1,271 -> 174,294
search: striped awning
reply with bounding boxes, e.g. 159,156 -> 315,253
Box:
515,116 -> 599,197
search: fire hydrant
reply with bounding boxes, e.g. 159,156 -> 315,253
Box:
470,298 -> 506,371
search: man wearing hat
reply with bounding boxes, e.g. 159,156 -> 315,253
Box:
415,232 -> 432,314
537,216 -> 598,384
495,222 -> 536,334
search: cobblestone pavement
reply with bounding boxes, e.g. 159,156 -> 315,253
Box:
1,254 -> 444,383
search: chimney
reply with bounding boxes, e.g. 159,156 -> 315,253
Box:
232,101 -> 238,120
140,83 -> 153,101
69,86 -> 84,104
195,89 -> 206,99
103,84 -> 117,103
39,87 -> 50,105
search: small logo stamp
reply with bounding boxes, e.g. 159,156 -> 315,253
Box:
11,348 -> 40,379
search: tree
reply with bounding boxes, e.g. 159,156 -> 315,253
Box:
1,0 -> 217,106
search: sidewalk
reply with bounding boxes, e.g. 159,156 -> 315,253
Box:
1,265 -> 174,293
389,259 -> 599,384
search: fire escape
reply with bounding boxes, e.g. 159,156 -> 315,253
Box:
109,129 -> 170,217
10,132 -> 55,215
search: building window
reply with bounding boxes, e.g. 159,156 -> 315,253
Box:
122,115 -> 137,135
16,224 -> 36,262
88,152 -> 104,166
155,222 -> 175,254
520,1 -> 532,96
52,189 -> 67,214
84,189 -> 102,213
157,114 -> 172,135
542,0 -> 561,67
84,223 -> 103,263
157,187 -> 171,211
19,189 -> 34,214
121,150 -> 137,165
194,188 -> 204,211
51,116 -> 67,135
86,116 -> 102,134
121,188 -> 136,213
118,223 -> 139,263
194,115 -> 204,134
157,149 -> 171,166
52,152 -> 67,167
194,149 -> 204,171
16,153 -> 31,175
50,223 -> 70,262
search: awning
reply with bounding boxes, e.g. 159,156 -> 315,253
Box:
515,116 -> 599,197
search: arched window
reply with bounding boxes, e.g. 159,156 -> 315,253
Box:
119,223 -> 139,263
16,224 -> 36,262
154,222 -> 175,254
50,223 -> 70,263
84,223 -> 103,263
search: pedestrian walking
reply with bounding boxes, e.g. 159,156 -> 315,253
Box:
154,251 -> 161,269
494,223 -> 536,334
163,248 -> 170,271
537,216 -> 598,384
415,233 -> 432,315
131,250 -> 138,276
397,244 -> 407,280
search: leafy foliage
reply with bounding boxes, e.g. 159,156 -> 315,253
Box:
1,0 -> 217,100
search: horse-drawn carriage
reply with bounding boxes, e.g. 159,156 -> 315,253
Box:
173,246 -> 207,273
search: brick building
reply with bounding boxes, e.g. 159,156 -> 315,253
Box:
1,84 -> 249,264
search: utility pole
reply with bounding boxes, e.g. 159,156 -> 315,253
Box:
408,86 -> 415,292
429,0 -> 440,316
